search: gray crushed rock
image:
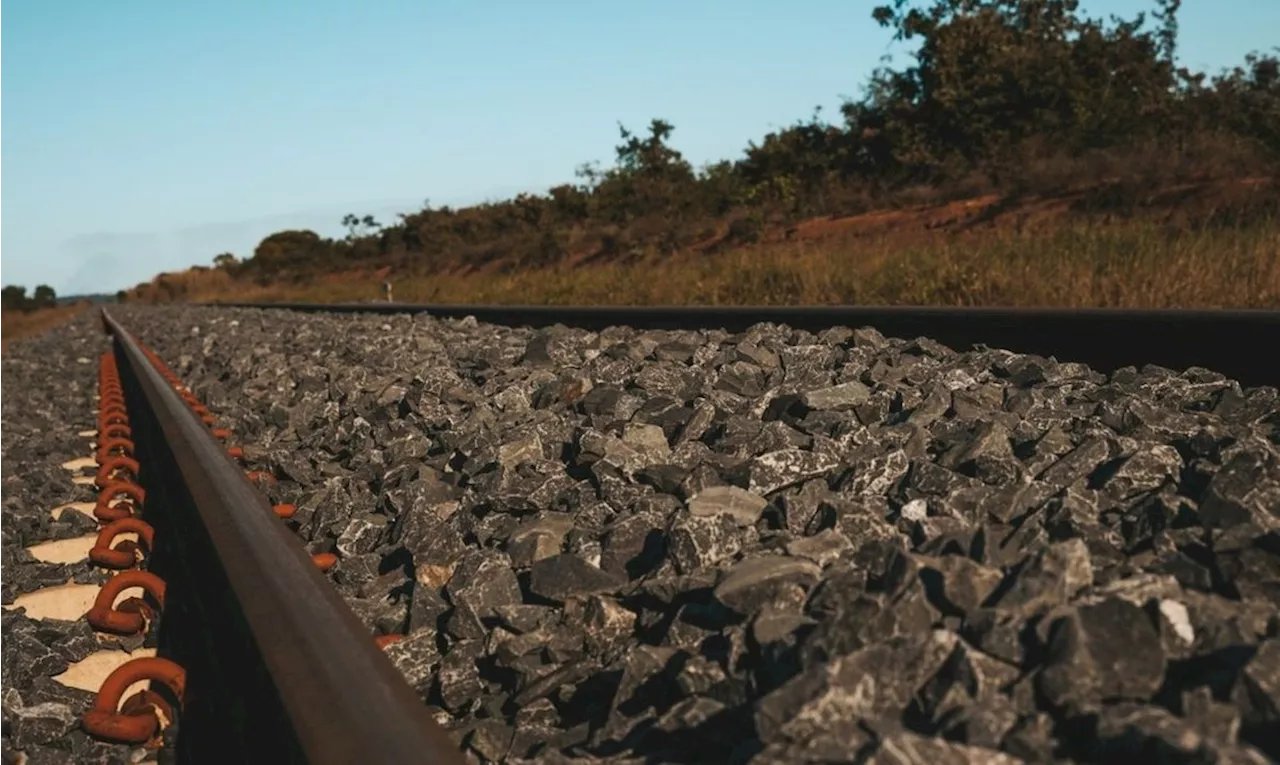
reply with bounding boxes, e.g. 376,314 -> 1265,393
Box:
2,313 -> 160,763
31,305 -> 1280,763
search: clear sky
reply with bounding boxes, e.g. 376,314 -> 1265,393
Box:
3,0 -> 1277,296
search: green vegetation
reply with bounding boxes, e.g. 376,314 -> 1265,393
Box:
125,0 -> 1279,307
1,284 -> 59,312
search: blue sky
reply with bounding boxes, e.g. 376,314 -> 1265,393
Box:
3,0 -> 1277,296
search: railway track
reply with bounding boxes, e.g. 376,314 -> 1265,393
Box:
75,311 -> 465,762
3,303 -> 1279,764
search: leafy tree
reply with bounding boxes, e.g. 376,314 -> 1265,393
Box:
741,108 -> 848,219
213,253 -> 238,268
32,285 -> 57,309
342,214 -> 362,240
857,0 -> 1188,182
342,214 -> 383,240
1,285 -> 28,311
250,230 -> 328,281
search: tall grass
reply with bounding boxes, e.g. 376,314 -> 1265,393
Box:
184,216 -> 1279,309
0,304 -> 89,349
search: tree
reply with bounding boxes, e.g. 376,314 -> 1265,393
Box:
858,0 -> 1187,182
213,253 -> 238,269
614,119 -> 690,179
342,214 -> 383,241
1,285 -> 28,311
32,285 -> 57,309
249,229 -> 328,280
590,120 -> 698,227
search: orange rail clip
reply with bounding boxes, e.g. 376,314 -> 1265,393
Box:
86,570 -> 165,635
95,481 -> 145,523
89,517 -> 155,570
81,657 -> 185,747
95,455 -> 141,488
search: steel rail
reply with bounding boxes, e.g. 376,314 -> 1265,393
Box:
102,308 -> 464,764
202,302 -> 1280,388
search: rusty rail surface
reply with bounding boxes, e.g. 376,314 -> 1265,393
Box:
203,302 -> 1280,388
96,308 -> 464,763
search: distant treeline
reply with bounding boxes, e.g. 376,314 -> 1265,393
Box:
1,285 -> 59,312
142,0 -> 1280,298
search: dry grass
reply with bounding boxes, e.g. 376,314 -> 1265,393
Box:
180,216 -> 1280,310
1,304 -> 91,352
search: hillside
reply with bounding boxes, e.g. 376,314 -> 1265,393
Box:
108,0 -> 1279,309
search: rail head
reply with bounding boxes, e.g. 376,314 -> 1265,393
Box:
102,308 -> 464,765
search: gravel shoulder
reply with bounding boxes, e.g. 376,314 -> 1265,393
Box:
14,304 -> 1280,764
